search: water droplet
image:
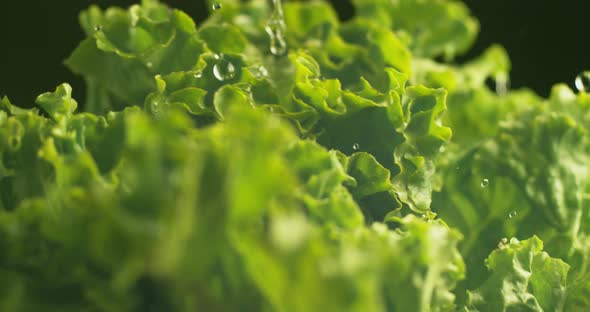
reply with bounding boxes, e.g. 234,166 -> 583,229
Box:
212,2 -> 222,11
214,53 -> 222,60
352,143 -> 360,151
150,100 -> 161,115
267,26 -> 287,56
575,71 -> 590,92
480,178 -> 489,188
194,71 -> 203,79
253,65 -> 269,78
508,211 -> 517,219
266,0 -> 288,56
213,59 -> 236,81
94,25 -> 103,32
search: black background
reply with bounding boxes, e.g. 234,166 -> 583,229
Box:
1,0 -> 589,107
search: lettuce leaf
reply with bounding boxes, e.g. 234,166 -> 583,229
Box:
2,0 -> 589,310
0,88 -> 466,310
464,237 -> 569,312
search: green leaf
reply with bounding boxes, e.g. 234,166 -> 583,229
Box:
35,84 -> 78,118
392,85 -> 451,213
5,0 -> 590,310
66,3 -> 207,113
283,1 -> 339,41
199,24 -> 248,54
353,0 -> 479,59
465,237 -> 569,312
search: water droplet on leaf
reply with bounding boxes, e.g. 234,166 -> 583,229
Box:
194,71 -> 203,79
253,65 -> 269,78
352,143 -> 360,151
150,100 -> 161,115
480,178 -> 489,188
213,59 -> 236,81
212,2 -> 222,11
94,25 -> 103,32
575,71 -> 590,92
508,211 -> 517,218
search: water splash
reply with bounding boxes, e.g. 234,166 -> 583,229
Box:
265,0 -> 288,56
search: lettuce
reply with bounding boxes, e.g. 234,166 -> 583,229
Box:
465,237 -> 569,311
1,0 -> 588,310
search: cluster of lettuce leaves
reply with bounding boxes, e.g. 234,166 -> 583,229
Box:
1,0 -> 589,310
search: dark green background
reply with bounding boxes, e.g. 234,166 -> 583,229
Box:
1,0 -> 589,106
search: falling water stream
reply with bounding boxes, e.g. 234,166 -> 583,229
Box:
266,0 -> 288,56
